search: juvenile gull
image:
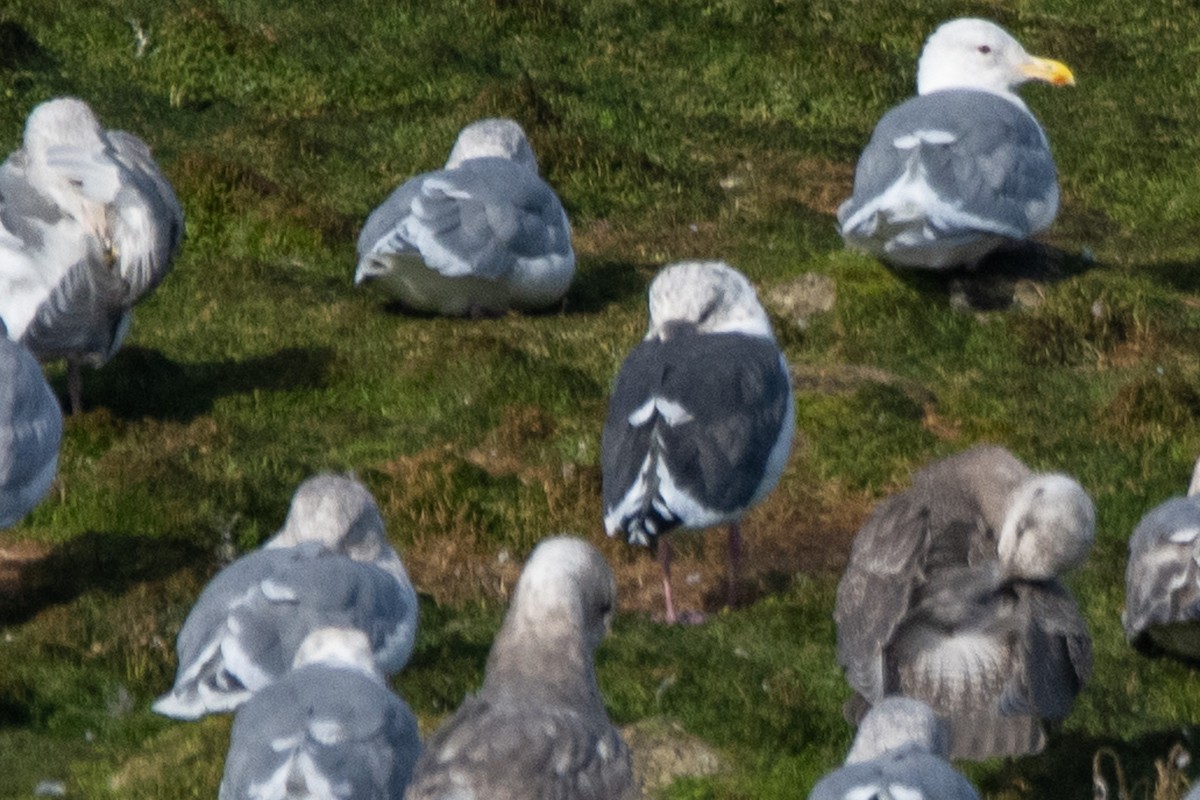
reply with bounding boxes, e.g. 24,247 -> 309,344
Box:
809,697 -> 979,800
153,474 -> 418,720
219,627 -> 421,800
0,97 -> 184,413
837,18 -> 1074,270
834,445 -> 1094,759
1123,457 -> 1200,661
355,118 -> 574,315
0,320 -> 62,528
601,260 -> 794,623
405,536 -> 635,800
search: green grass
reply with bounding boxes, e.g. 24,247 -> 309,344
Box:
1,0 -> 1200,797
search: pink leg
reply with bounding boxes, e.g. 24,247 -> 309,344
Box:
67,360 -> 83,416
657,537 -> 677,625
726,522 -> 742,610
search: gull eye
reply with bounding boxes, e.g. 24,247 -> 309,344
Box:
977,45 -> 992,54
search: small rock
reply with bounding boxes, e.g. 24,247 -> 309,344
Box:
621,717 -> 723,796
764,273 -> 836,330
34,780 -> 66,797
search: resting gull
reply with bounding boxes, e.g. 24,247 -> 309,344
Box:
1123,457 -> 1200,661
355,118 -> 574,315
834,445 -> 1095,759
809,697 -> 979,800
153,474 -> 418,719
837,18 -> 1074,270
219,627 -> 421,800
405,536 -> 635,800
601,260 -> 794,623
0,320 -> 63,528
0,96 -> 184,413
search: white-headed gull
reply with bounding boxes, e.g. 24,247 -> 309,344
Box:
838,19 -> 1074,270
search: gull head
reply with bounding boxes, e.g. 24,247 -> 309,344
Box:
269,473 -> 390,563
916,18 -> 1075,97
998,473 -> 1095,580
24,97 -> 106,156
445,117 -> 539,172
292,627 -> 381,678
846,696 -> 951,764
646,260 -> 775,341
510,536 -> 616,653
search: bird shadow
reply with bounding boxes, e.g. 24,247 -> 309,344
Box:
55,345 -> 334,421
0,529 -> 208,627
374,256 -> 651,318
974,727 -> 1199,799
892,241 -> 1099,312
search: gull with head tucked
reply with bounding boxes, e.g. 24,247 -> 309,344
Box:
809,697 -> 979,800
405,536 -> 635,800
1123,457 -> 1200,662
835,445 -> 1094,759
355,118 -> 574,316
0,96 -> 184,413
838,18 -> 1074,270
601,260 -> 794,623
219,627 -> 421,800
153,474 -> 418,720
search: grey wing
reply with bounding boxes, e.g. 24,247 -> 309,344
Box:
20,250 -> 130,365
0,335 -> 62,527
358,177 -> 425,258
1123,498 -> 1200,642
406,696 -> 635,800
835,492 -> 932,703
105,130 -> 185,298
1002,581 -> 1092,721
399,158 -> 569,280
809,750 -> 980,800
841,90 -> 1057,237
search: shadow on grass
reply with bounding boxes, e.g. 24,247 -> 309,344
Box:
893,242 -> 1099,311
59,345 -> 334,421
975,726 -> 1200,799
1136,260 -> 1200,295
371,256 -> 650,317
0,530 -> 208,627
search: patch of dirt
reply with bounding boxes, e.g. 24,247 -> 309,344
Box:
621,716 -> 723,795
0,539 -> 53,601
719,152 -> 854,218
378,412 -> 874,619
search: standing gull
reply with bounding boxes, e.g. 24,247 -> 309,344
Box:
153,474 -> 418,720
809,697 -> 979,800
1123,457 -> 1200,661
219,627 -> 421,800
0,96 -> 184,413
355,118 -> 574,315
834,445 -> 1095,759
405,536 -> 635,800
837,18 -> 1074,270
601,260 -> 794,623
0,320 -> 63,528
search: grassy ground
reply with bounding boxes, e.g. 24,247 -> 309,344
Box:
1,0 -> 1199,797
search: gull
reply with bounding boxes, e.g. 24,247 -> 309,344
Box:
601,261 -> 793,623
838,18 -> 1074,270
356,118 -> 574,316
1123,457 -> 1200,661
834,445 -> 1094,759
0,320 -> 62,528
219,627 -> 421,800
405,536 -> 635,800
0,96 -> 184,413
153,474 -> 418,720
809,697 -> 979,800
